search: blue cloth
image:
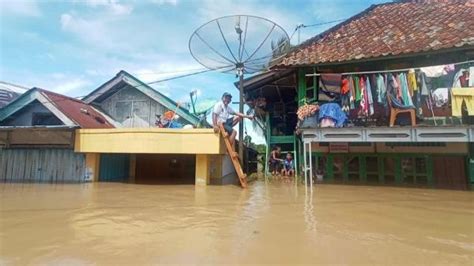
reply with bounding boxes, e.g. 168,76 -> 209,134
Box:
169,121 -> 183,128
318,103 -> 347,127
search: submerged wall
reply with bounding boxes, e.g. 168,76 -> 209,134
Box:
0,148 -> 87,182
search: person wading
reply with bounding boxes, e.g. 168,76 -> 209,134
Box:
212,92 -> 253,147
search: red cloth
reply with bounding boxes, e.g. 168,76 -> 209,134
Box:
341,78 -> 350,94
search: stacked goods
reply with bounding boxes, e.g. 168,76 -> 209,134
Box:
297,104 -> 319,120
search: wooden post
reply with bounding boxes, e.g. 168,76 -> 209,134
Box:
343,155 -> 349,183
326,154 -> 333,181
129,154 -> 136,184
395,156 -> 402,184
378,156 -> 385,184
359,155 -> 367,183
195,154 -> 210,186
85,153 -> 100,182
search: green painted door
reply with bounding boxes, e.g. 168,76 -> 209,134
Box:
99,154 -> 130,182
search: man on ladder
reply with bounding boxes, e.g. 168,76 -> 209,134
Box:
212,92 -> 254,147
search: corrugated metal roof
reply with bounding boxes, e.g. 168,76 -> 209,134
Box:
279,0 -> 474,67
0,81 -> 29,108
0,81 -> 28,94
38,89 -> 115,129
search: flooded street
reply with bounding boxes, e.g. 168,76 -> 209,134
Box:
1,181 -> 473,265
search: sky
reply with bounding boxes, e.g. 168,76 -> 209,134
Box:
0,0 -> 386,143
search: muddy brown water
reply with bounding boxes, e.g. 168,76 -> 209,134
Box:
1,181 -> 473,265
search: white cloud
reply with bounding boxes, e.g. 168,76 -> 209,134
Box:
151,0 -> 178,6
52,78 -> 92,95
0,1 -> 41,17
197,0 -> 296,34
79,0 -> 133,15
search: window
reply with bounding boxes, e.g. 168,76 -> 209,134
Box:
31,112 -> 62,126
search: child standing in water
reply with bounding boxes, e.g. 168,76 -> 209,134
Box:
269,146 -> 283,176
281,153 -> 295,180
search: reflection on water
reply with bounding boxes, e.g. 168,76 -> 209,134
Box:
1,181 -> 473,265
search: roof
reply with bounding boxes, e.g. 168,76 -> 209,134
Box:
235,69 -> 295,92
0,88 -> 115,128
279,0 -> 474,67
0,81 -> 29,108
82,70 -> 201,126
0,81 -> 29,94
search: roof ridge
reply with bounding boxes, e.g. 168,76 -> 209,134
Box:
36,88 -> 87,104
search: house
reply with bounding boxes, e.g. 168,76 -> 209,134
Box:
0,88 -> 115,182
0,72 -> 244,186
242,0 -> 474,189
0,81 -> 28,108
72,70 -> 240,185
82,70 -> 203,128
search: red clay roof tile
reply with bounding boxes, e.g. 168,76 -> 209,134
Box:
279,0 -> 474,67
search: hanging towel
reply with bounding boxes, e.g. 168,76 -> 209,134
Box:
366,76 -> 374,115
376,74 -> 386,105
417,72 -> 429,96
359,76 -> 367,115
353,76 -> 361,102
399,73 -> 414,107
348,76 -> 355,109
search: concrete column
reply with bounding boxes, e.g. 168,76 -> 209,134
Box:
85,153 -> 100,182
195,154 -> 210,186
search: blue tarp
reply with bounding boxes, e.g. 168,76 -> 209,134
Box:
318,103 -> 347,127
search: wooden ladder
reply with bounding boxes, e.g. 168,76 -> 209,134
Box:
219,124 -> 247,188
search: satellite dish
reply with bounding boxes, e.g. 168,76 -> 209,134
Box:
189,15 -> 290,161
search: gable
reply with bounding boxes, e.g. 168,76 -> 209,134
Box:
83,71 -> 201,126
0,100 -> 63,127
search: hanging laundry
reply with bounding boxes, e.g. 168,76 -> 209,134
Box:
340,78 -> 350,113
399,73 -> 414,107
353,75 -> 361,102
417,72 -> 429,96
420,64 -> 450,77
432,88 -> 449,107
407,69 -> 418,93
320,74 -> 342,97
470,67 -> 474,87
341,78 -> 349,94
359,76 -> 368,115
451,88 -> 474,116
393,74 -> 402,100
365,76 -> 374,115
453,67 -> 473,88
348,76 -> 355,109
376,74 -> 386,105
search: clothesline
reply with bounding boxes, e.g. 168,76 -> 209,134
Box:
305,59 -> 474,77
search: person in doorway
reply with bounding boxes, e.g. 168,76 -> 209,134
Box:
281,152 -> 295,179
212,92 -> 254,146
269,146 -> 283,176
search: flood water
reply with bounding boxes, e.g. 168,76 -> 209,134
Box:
1,181 -> 473,265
